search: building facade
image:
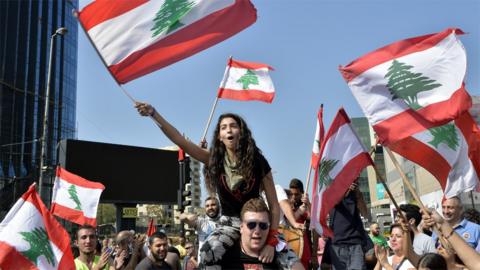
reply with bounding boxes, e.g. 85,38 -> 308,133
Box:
0,0 -> 78,211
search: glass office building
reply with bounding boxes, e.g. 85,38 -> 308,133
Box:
0,0 -> 78,210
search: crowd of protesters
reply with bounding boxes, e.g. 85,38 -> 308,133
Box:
68,102 -> 480,270
71,190 -> 480,270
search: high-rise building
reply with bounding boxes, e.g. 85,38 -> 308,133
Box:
350,117 -> 374,206
0,1 -> 78,211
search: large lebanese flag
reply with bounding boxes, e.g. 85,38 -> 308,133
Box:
339,28 -> 471,145
310,108 -> 374,237
0,184 -> 75,270
51,167 -> 105,226
310,105 -> 325,168
389,112 -> 480,198
217,58 -> 275,103
78,0 -> 257,84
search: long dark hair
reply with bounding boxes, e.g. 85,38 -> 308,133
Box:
204,113 -> 261,195
418,253 -> 447,270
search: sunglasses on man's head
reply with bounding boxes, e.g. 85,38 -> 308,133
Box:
245,221 -> 269,230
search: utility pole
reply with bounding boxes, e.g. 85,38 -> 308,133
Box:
38,27 -> 67,200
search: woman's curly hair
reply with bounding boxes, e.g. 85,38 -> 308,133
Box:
203,113 -> 261,195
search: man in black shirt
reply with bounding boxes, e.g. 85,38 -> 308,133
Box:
221,198 -> 304,270
327,181 -> 372,270
136,232 -> 172,270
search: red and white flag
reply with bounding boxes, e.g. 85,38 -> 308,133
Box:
147,218 -> 157,237
78,0 -> 257,84
389,112 -> 480,198
51,167 -> 105,226
0,184 -> 75,270
310,108 -> 374,237
310,105 -> 325,169
217,58 -> 275,103
339,28 -> 471,145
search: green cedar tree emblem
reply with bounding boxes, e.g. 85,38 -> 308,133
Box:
68,184 -> 82,210
317,158 -> 339,189
384,60 -> 442,110
151,0 -> 195,38
384,59 -> 458,150
427,124 -> 459,151
237,69 -> 259,90
19,227 -> 56,267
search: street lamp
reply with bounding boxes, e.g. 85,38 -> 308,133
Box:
38,27 -> 67,200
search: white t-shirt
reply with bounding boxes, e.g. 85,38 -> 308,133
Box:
413,232 -> 436,255
263,184 -> 288,225
386,256 -> 415,270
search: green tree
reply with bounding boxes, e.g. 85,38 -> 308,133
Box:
236,69 -> 259,89
317,158 -> 339,189
151,0 -> 195,37
384,60 -> 442,110
68,184 -> 82,210
428,124 -> 459,151
19,227 -> 55,267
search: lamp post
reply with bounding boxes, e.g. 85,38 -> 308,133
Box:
38,27 -> 67,200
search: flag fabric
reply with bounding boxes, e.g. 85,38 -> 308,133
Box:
77,0 -> 257,84
147,218 -> 157,237
339,28 -> 471,145
389,112 -> 480,198
310,105 -> 325,168
51,167 -> 105,226
217,58 -> 275,103
310,108 -> 374,237
0,184 -> 75,270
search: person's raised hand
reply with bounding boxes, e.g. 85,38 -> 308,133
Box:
135,102 -> 155,117
93,249 -> 112,270
259,245 -> 274,263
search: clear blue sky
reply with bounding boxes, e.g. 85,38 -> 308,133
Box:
77,0 -> 480,194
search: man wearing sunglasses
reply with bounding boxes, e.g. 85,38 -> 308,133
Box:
220,198 -> 304,270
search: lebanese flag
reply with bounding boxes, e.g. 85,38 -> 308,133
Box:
217,58 -> 275,103
310,108 -> 374,237
0,184 -> 75,270
310,105 -> 325,168
51,167 -> 105,226
147,218 -> 157,237
77,0 -> 257,84
389,112 -> 480,198
339,28 -> 471,145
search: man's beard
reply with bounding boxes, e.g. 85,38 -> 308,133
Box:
151,252 -> 165,262
207,210 -> 218,218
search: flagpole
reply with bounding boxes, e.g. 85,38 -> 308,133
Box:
305,104 -> 324,195
384,147 -> 453,252
201,97 -> 219,143
200,56 -> 232,143
304,167 -> 314,196
368,146 -> 406,222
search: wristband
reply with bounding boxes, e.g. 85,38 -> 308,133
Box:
266,229 -> 279,247
149,107 -> 156,117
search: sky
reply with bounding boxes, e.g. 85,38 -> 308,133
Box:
76,0 -> 480,196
